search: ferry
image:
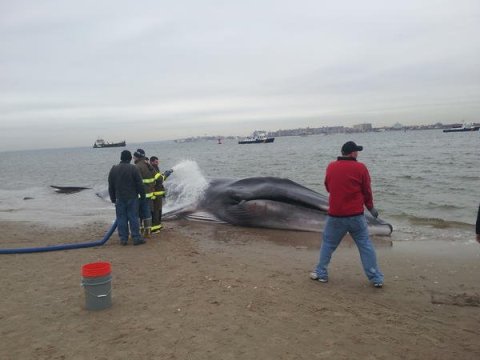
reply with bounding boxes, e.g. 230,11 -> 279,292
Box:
238,131 -> 275,144
93,138 -> 126,148
442,123 -> 479,133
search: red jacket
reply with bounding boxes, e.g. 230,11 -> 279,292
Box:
324,157 -> 374,217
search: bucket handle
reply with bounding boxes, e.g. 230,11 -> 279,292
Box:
81,286 -> 112,298
81,279 -> 112,298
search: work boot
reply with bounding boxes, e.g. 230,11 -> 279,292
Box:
143,218 -> 152,238
151,223 -> 163,234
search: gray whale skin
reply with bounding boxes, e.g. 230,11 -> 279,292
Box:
163,177 -> 393,236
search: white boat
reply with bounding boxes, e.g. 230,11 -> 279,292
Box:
93,138 -> 126,148
443,123 -> 479,133
238,131 -> 275,144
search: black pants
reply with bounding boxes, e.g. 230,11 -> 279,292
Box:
152,197 -> 163,227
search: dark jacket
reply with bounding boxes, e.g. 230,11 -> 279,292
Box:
108,161 -> 145,203
151,164 -> 166,194
324,157 -> 374,217
476,204 -> 480,235
134,158 -> 156,200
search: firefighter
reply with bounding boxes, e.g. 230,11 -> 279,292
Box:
133,149 -> 156,237
149,156 -> 173,234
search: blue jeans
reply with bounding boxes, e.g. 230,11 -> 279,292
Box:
115,198 -> 142,243
138,198 -> 152,220
315,215 -> 384,283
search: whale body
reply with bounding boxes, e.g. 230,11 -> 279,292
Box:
163,177 -> 393,236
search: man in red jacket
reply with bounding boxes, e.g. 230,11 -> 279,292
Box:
310,141 -> 384,288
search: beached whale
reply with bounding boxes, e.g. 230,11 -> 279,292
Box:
163,177 -> 393,236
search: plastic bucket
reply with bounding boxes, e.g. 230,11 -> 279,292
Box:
81,262 -> 112,311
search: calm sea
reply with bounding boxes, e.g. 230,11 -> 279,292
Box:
0,130 -> 478,242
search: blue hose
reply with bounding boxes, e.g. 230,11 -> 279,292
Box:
0,220 -> 117,254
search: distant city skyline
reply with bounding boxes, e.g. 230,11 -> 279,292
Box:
173,119 -> 479,142
1,1 -> 479,151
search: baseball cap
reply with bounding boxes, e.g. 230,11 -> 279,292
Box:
341,141 -> 363,154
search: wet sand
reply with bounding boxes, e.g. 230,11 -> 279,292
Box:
0,220 -> 479,359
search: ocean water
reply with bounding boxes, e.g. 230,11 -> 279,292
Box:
0,129 -> 478,242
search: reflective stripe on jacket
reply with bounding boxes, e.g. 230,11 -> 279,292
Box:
134,158 -> 156,200
152,164 -> 167,198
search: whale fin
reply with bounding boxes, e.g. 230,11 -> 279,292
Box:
50,185 -> 91,194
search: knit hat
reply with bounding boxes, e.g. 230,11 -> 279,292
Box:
134,148 -> 146,158
120,150 -> 132,162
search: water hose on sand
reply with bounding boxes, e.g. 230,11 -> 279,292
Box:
0,220 -> 117,254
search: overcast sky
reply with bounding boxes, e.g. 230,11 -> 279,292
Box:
1,0 -> 479,151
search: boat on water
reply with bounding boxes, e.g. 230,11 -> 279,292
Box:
443,123 -> 479,133
93,138 -> 126,148
238,131 -> 275,144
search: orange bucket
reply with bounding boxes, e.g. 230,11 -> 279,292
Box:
81,262 -> 111,278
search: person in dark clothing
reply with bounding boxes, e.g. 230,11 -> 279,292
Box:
108,150 -> 146,246
476,203 -> 480,243
133,149 -> 156,238
310,141 -> 384,287
149,156 -> 173,233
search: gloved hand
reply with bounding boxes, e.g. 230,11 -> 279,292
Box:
164,169 -> 173,177
368,207 -> 379,218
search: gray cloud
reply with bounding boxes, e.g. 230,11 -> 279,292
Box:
1,0 -> 479,151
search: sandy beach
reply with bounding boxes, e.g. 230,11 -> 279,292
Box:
0,220 -> 479,360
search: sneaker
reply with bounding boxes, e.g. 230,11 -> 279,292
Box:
133,239 -> 146,246
373,282 -> 383,288
310,272 -> 328,283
